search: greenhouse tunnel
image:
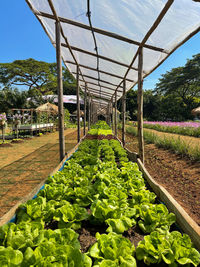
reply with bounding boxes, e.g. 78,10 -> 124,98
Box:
25,0 -> 200,163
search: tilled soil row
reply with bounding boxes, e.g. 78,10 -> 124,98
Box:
118,131 -> 200,226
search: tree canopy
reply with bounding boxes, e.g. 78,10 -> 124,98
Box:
122,53 -> 200,121
0,88 -> 28,113
0,58 -> 76,96
154,53 -> 200,119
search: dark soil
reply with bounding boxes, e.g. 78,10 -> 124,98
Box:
77,221 -> 168,266
77,221 -> 107,253
44,219 -> 58,230
123,225 -> 144,247
120,131 -> 200,226
77,220 -> 146,253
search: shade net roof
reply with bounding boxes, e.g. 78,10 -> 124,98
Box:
26,0 -> 200,110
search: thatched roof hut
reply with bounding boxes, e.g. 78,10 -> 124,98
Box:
35,102 -> 58,114
191,107 -> 200,115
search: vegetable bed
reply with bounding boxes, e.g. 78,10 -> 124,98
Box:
0,121 -> 200,266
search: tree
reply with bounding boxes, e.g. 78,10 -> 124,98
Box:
119,89 -> 162,121
0,88 -> 28,113
154,53 -> 200,120
0,58 -> 77,96
0,59 -> 57,95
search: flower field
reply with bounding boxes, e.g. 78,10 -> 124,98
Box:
143,121 -> 200,137
144,121 -> 200,128
0,121 -> 199,266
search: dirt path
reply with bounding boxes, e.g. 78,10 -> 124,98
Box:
0,128 -> 83,218
0,128 -> 76,168
119,131 -> 200,226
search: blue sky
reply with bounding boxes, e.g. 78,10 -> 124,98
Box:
0,0 -> 199,90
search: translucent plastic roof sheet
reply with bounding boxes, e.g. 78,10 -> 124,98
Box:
26,0 -> 200,109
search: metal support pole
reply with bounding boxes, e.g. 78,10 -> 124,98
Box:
88,97 -> 91,130
115,91 -> 117,137
76,65 -> 80,143
137,47 -> 144,163
122,80 -> 126,147
84,84 -> 87,135
56,21 -> 65,161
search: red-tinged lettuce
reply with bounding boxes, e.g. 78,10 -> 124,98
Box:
138,204 -> 176,233
89,232 -> 136,267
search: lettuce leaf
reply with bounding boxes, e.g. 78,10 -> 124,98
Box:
89,232 -> 136,266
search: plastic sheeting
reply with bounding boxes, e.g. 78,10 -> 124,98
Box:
26,0 -> 200,109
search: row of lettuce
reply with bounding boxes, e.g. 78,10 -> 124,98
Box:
88,121 -> 112,136
0,121 -> 199,266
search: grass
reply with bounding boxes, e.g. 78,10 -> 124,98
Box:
125,126 -> 200,161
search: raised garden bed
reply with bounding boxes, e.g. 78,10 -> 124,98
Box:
0,122 -> 199,266
0,142 -> 12,147
85,134 -> 117,140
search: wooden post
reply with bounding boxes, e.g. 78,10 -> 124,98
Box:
122,80 -> 126,147
111,98 -> 114,132
88,97 -> 91,130
91,101 -> 93,125
31,109 -> 33,136
115,91 -> 117,137
107,104 -> 110,126
22,110 -> 24,124
76,65 -> 80,143
56,21 -> 65,161
137,47 -> 144,163
2,125 -> 5,143
84,84 -> 87,135
31,110 -> 33,124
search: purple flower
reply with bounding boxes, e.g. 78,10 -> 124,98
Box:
143,121 -> 200,128
0,113 -> 7,121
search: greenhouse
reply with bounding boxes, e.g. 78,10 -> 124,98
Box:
0,0 -> 200,266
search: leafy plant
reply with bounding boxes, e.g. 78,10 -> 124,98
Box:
89,232 -> 136,267
138,204 -> 176,233
0,246 -> 23,266
136,230 -> 200,266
